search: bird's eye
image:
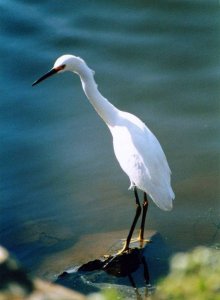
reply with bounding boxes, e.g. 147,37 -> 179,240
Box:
57,64 -> 66,71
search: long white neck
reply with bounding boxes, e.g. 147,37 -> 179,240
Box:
73,61 -> 119,126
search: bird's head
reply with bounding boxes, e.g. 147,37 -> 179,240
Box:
32,54 -> 85,86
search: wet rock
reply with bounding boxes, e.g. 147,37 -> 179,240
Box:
56,232 -> 169,297
104,248 -> 142,277
78,259 -> 106,272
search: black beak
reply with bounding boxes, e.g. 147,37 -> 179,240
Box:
32,68 -> 58,86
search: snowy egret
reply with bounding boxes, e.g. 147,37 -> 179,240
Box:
32,54 -> 175,252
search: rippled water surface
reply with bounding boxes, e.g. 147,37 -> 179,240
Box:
1,0 -> 220,287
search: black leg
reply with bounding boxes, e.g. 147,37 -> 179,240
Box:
139,192 -> 148,241
122,187 -> 142,252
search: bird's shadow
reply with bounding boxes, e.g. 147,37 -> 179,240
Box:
55,232 -> 171,298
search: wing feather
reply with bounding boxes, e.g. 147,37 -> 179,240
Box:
110,111 -> 175,211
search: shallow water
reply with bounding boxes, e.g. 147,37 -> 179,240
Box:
1,0 -> 220,290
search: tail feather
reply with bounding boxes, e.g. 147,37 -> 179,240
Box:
149,186 -> 174,211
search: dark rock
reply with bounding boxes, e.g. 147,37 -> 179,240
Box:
78,259 -> 105,272
0,246 -> 86,300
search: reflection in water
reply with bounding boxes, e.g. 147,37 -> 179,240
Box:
102,248 -> 153,299
56,233 -> 169,299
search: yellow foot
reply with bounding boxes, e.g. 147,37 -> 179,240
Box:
139,238 -> 151,248
117,245 -> 130,255
120,237 -> 151,248
132,237 -> 150,244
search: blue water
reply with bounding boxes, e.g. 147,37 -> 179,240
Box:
1,0 -> 220,283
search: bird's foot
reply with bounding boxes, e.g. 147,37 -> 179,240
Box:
117,243 -> 131,255
138,238 -> 151,248
120,237 -> 151,249
131,238 -> 151,249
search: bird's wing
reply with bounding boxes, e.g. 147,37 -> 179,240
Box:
130,123 -> 174,210
110,112 -> 174,211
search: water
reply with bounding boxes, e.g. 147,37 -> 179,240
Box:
1,0 -> 220,290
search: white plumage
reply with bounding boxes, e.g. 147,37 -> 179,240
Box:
109,111 -> 174,211
33,54 -> 175,250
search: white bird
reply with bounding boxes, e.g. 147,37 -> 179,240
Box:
32,54 -> 175,252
